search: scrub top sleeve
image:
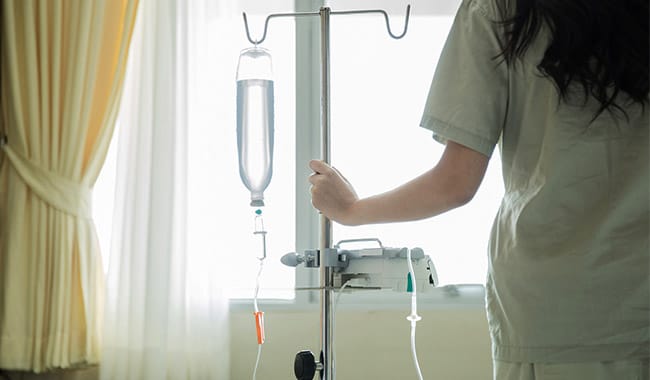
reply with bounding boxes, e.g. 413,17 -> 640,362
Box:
419,0 -> 508,158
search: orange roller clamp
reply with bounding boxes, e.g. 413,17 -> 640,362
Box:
254,311 -> 265,345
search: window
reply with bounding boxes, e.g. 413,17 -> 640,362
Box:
93,0 -> 504,302
184,4 -> 296,300
94,0 -> 297,300
327,5 -> 505,286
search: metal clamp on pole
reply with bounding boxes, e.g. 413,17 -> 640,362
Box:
281,248 -> 348,270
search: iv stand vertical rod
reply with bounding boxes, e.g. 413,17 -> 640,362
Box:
241,7 -> 410,379
318,7 -> 334,380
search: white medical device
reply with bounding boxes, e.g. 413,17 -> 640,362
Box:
282,238 -> 437,380
281,238 -> 438,292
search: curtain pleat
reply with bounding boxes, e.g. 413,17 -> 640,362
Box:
0,0 -> 138,372
100,0 -> 230,379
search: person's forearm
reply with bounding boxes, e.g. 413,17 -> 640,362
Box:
346,166 -> 472,225
309,141 -> 489,226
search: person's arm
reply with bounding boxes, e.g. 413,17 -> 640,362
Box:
308,141 -> 490,225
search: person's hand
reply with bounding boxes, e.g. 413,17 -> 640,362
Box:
308,160 -> 360,225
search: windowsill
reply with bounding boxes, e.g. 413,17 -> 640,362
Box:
229,283 -> 485,312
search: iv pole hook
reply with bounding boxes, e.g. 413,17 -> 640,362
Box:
242,5 -> 411,46
242,11 -> 319,46
333,5 -> 411,40
385,5 -> 411,39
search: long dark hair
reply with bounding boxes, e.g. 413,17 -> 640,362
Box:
497,0 -> 649,119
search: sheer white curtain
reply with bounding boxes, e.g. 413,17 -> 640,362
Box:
101,0 -> 231,379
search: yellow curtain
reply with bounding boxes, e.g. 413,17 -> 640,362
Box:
0,0 -> 138,372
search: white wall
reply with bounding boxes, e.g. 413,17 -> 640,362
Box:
230,308 -> 493,379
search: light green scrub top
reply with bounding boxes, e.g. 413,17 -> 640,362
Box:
420,0 -> 649,363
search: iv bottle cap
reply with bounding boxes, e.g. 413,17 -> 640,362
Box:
236,46 -> 273,81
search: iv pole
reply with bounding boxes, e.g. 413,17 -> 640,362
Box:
242,6 -> 411,380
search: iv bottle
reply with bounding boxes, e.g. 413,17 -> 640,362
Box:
236,46 -> 275,207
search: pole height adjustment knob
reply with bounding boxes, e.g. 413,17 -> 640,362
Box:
294,350 -> 317,380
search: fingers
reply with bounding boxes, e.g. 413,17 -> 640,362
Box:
307,160 -> 360,225
309,160 -> 350,187
308,160 -> 333,207
308,169 -> 320,186
309,160 -> 333,187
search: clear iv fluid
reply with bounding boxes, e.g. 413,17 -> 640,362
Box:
236,46 -> 274,207
237,78 -> 274,207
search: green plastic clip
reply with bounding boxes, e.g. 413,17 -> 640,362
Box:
407,272 -> 413,293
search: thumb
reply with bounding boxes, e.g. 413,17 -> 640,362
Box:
309,159 -> 331,174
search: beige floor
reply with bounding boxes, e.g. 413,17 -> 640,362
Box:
0,367 -> 98,380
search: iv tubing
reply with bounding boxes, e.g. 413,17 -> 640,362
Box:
332,280 -> 352,380
406,249 -> 424,380
252,213 -> 267,380
253,213 -> 267,314
252,252 -> 265,380
253,344 -> 262,380
253,255 -> 264,314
